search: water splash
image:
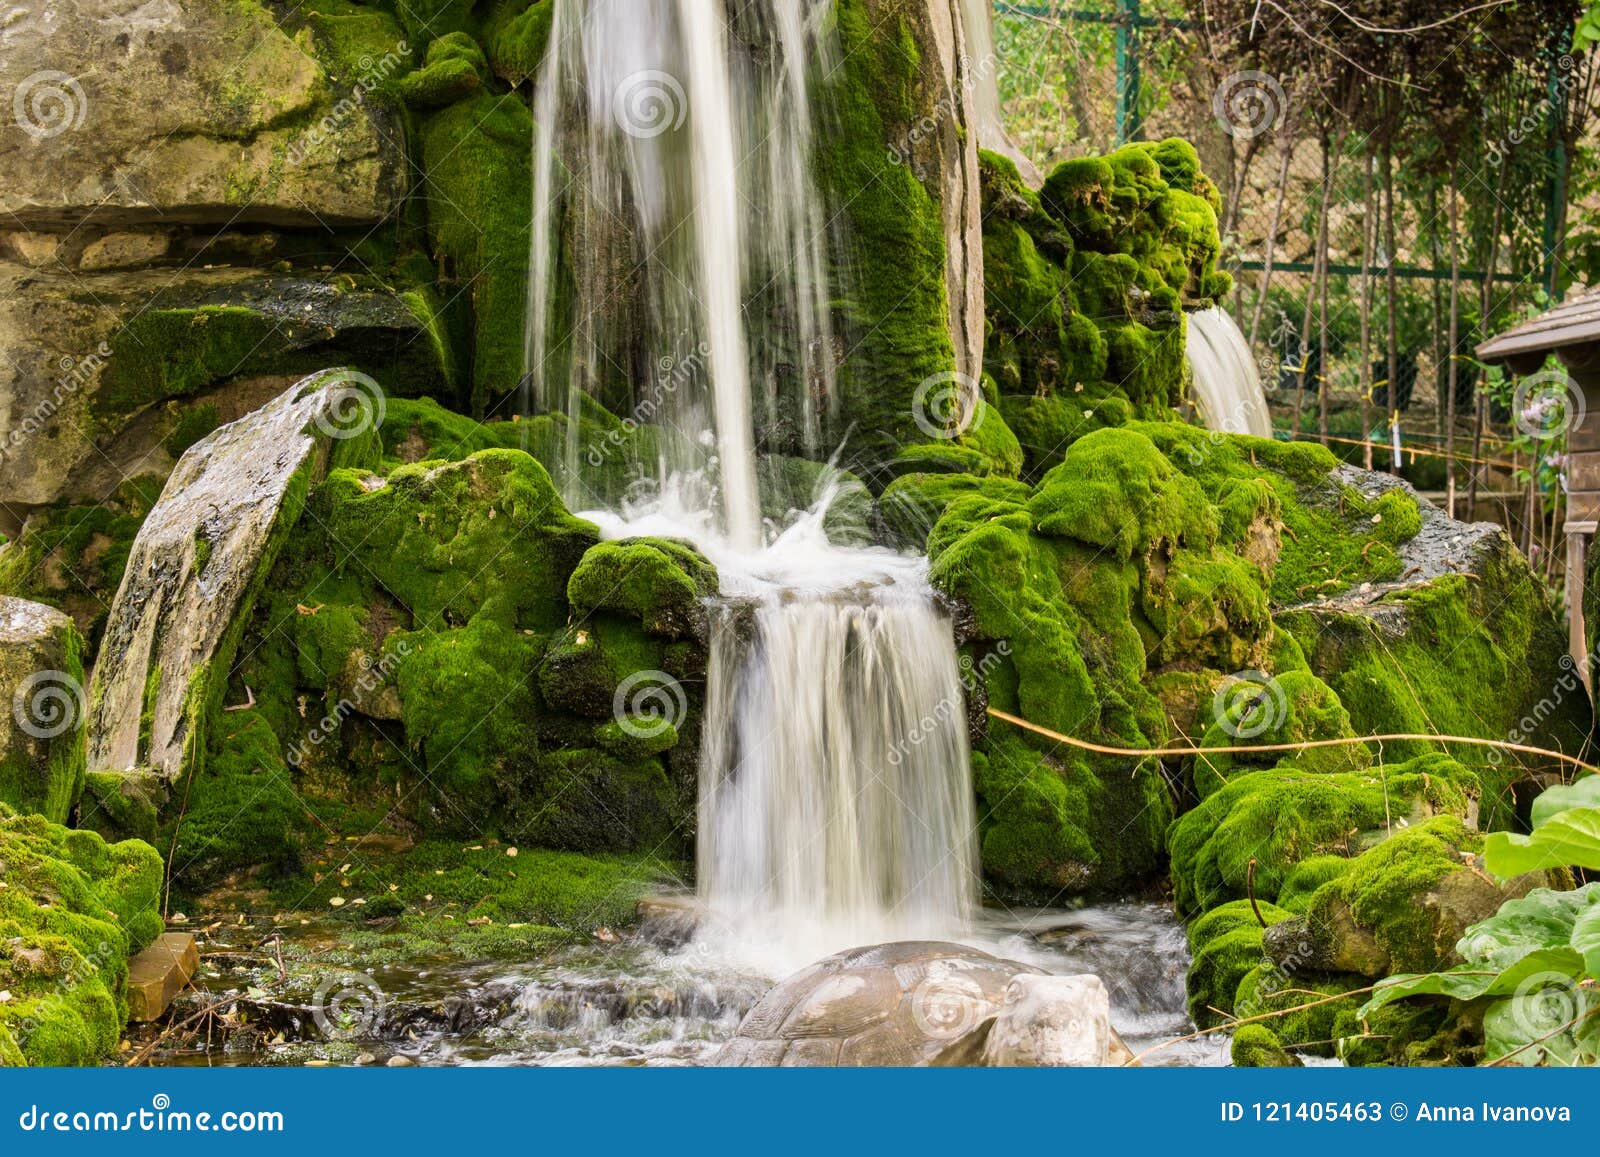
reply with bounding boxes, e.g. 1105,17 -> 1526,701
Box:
1185,306 -> 1273,439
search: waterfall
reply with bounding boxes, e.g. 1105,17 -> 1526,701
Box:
1185,307 -> 1273,439
533,1 -> 979,973
524,0 -> 837,543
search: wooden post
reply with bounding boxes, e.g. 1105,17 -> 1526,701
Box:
1566,522 -> 1594,695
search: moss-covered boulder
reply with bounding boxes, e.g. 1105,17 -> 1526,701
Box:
1262,816 -> 1564,979
567,538 -> 718,639
979,143 -> 1231,479
0,597 -> 87,823
0,804 -> 163,1066
1168,756 -> 1477,917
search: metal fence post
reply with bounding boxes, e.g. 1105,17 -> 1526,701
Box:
1115,0 -> 1142,144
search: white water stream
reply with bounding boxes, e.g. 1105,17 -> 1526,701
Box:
1186,307 -> 1273,439
530,1 -> 979,973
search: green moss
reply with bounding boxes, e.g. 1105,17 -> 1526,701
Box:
481,0 -> 555,83
1028,428 -> 1217,559
77,770 -> 163,845
878,472 -> 1031,548
1166,755 -> 1476,916
163,401 -> 221,459
567,538 -> 718,638
815,0 -> 955,473
1231,1024 -> 1301,1067
1233,964 -> 1363,1055
0,483 -> 164,656
167,710 -> 310,892
0,804 -> 163,1065
418,89 -> 533,410
393,30 -> 484,108
1282,549 -> 1591,830
1194,669 -> 1370,798
1186,899 -> 1289,1028
1295,816 -> 1491,976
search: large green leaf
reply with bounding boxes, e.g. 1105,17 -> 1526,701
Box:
1482,988 -> 1600,1067
1456,884 -> 1600,970
1358,947 -> 1585,1016
1530,775 -> 1600,829
1573,904 -> 1600,978
1484,808 -> 1600,878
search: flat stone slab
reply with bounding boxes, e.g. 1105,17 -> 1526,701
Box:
86,371 -> 372,778
126,932 -> 199,1022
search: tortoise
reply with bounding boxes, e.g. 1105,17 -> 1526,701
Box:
714,940 -> 1132,1066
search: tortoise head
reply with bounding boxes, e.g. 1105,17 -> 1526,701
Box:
977,973 -> 1113,1066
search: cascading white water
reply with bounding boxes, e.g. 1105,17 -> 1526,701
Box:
532,2 -> 979,973
1185,306 -> 1273,439
524,0 -> 837,541
585,486 -> 979,974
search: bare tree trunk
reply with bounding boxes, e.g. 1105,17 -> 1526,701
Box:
1248,136 -> 1295,348
1318,133 -> 1336,446
1447,177 -> 1461,518
1382,138 -> 1401,473
1359,152 -> 1376,471
1469,195 -> 1506,520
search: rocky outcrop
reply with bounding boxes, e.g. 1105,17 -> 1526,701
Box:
0,264 -> 448,534
0,597 -> 87,822
0,0 -> 406,229
85,370 -> 379,780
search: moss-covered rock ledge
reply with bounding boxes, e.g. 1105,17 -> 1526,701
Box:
0,804 -> 164,1066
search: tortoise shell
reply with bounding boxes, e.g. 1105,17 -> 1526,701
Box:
716,940 -> 1046,1066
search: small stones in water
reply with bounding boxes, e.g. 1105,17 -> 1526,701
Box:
356,1053 -> 377,1066
386,1055 -> 416,1067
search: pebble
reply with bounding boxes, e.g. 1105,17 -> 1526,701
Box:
356,1053 -> 377,1066
386,1055 -> 416,1067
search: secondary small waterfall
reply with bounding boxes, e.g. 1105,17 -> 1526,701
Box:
532,1 -> 979,972
1185,307 -> 1273,439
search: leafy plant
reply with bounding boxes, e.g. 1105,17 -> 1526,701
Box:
1359,776 -> 1600,1065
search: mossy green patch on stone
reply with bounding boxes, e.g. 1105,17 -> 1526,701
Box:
0,804 -> 162,1066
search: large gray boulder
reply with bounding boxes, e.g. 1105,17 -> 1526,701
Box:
0,596 -> 87,822
86,370 -> 379,780
0,263 -> 445,533
0,0 -> 406,229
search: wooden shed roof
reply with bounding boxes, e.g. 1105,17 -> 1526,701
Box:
1477,285 -> 1600,366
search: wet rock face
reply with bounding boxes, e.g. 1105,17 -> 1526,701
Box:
85,370 -> 377,780
0,596 -> 87,823
0,0 -> 406,229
